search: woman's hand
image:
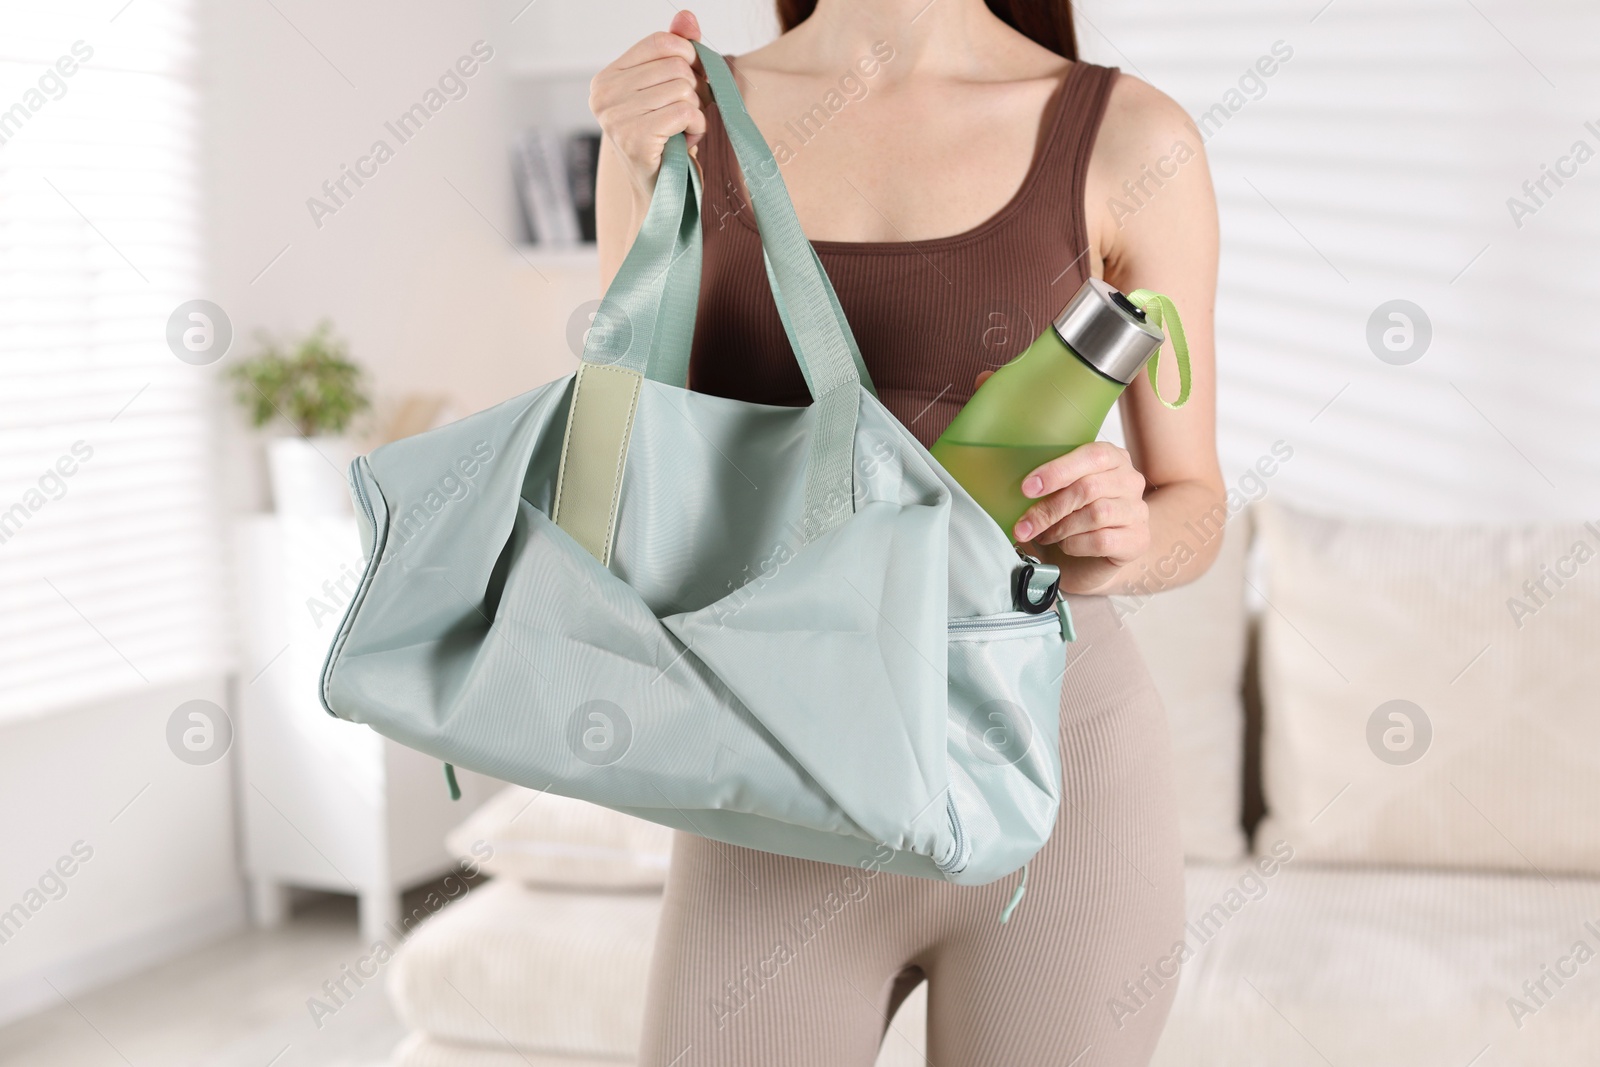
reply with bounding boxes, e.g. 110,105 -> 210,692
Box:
589,11 -> 706,210
967,369 -> 1152,593
1014,441 -> 1151,594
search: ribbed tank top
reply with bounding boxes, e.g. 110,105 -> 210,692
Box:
688,58 -> 1120,448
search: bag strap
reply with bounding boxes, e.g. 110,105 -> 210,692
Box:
691,43 -> 868,540
551,132 -> 701,563
693,45 -> 877,399
578,132 -> 703,381
555,42 -> 875,563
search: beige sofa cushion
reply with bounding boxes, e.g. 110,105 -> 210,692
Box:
1254,502 -> 1600,875
1114,511 -> 1251,862
446,787 -> 673,889
393,1033 -> 615,1067
389,876 -> 929,1067
1154,860 -> 1600,1066
394,1023 -> 931,1067
388,878 -> 660,1059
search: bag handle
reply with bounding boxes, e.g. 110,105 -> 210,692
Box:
688,43 -> 877,399
579,47 -> 876,401
576,130 -> 703,382
556,42 -> 876,563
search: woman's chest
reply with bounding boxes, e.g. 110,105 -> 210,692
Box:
732,72 -> 1069,243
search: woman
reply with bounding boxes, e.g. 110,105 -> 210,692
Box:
590,1 -> 1224,1063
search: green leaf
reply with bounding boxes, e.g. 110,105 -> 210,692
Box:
226,320 -> 371,437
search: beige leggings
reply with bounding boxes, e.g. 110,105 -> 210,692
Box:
639,594 -> 1186,1067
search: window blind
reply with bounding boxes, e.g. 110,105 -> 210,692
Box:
1079,0 -> 1600,521
0,0 -> 230,719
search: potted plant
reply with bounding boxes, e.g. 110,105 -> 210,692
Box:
227,321 -> 371,515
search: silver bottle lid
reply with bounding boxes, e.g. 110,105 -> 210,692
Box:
1051,278 -> 1166,385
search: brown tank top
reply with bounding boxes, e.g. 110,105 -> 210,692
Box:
688,59 -> 1120,448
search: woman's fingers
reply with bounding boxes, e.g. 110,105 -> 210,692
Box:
612,55 -> 697,94
628,76 -> 701,117
1020,440 -> 1124,499
592,59 -> 696,124
668,9 -> 701,42
1034,492 -> 1147,545
1011,443 -> 1148,551
1051,523 -> 1149,562
590,15 -> 708,195
1014,470 -> 1123,540
612,28 -> 697,71
682,101 -> 708,147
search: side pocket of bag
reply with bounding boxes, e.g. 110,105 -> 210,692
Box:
941,611 -> 1065,885
319,455 -> 390,718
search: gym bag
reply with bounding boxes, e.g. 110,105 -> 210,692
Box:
320,41 -> 1072,888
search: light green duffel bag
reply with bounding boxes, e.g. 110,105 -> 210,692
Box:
321,42 -> 1072,896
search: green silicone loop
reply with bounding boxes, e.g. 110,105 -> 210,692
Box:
1126,289 -> 1192,409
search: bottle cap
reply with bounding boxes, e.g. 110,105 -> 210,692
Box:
1051,278 -> 1166,385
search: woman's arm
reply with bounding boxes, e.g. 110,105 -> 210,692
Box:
592,12 -> 706,291
1013,73 -> 1226,597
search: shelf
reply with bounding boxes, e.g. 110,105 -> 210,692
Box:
511,244 -> 599,271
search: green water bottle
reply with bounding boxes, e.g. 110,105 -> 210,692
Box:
931,278 -> 1190,536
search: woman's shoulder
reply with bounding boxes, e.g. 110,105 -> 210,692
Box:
1092,70 -> 1206,174
1082,68 -> 1217,271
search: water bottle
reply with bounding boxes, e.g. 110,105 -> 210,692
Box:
931,278 -> 1190,536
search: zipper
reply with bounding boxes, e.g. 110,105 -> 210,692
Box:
935,790 -> 969,876
938,607 -> 1063,878
946,611 -> 1063,636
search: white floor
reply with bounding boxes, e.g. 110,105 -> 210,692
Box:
0,892 -> 409,1067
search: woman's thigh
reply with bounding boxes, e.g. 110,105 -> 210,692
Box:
922,597 -> 1187,1066
639,595 -> 1186,1067
638,834 -> 923,1067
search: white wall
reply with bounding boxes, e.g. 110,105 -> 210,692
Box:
202,0 -> 778,513
1079,0 -> 1600,522
416,0 -> 1600,526
0,677 -> 242,1025
203,0 -> 560,477
500,0 -> 778,76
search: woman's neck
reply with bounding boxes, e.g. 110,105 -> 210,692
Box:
784,0 -> 1020,82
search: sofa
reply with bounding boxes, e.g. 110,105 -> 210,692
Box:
383,501 -> 1600,1065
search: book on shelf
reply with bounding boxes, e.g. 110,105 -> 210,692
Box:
566,132 -> 601,244
512,127 -> 602,250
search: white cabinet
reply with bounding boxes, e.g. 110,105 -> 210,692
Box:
232,516 -> 493,944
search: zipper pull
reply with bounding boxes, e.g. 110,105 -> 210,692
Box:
999,863 -> 1029,925
1013,551 -> 1061,615
1056,596 -> 1076,642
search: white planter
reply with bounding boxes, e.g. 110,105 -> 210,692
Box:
266,436 -> 355,516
